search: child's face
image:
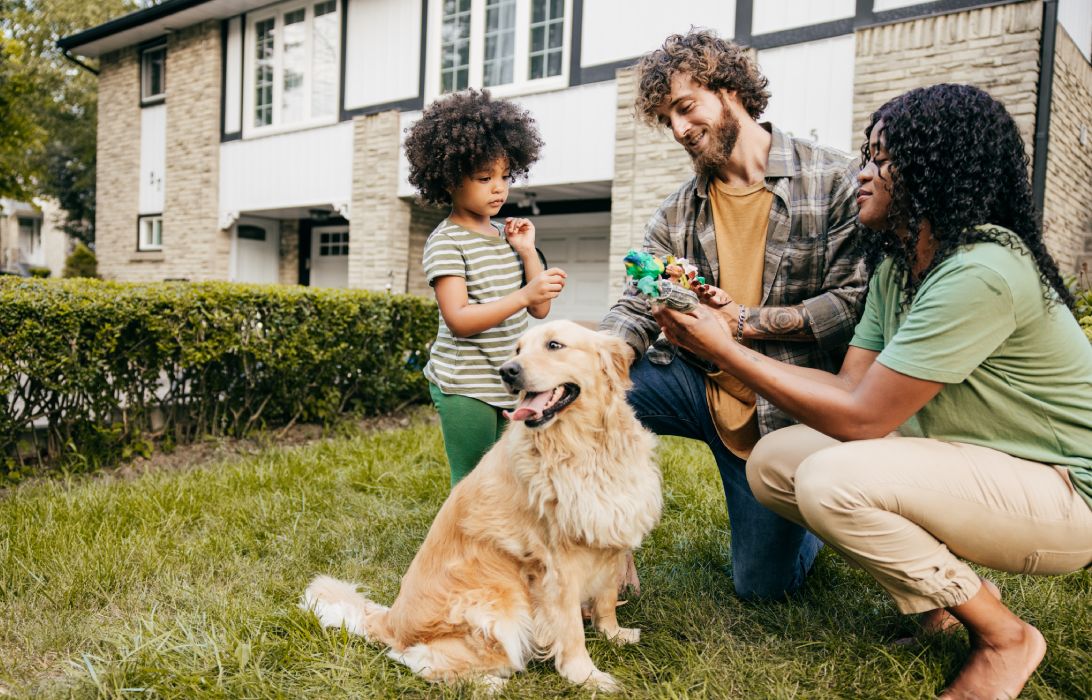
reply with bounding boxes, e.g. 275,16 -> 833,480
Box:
451,158 -> 511,218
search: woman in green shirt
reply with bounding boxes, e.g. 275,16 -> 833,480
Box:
654,83 -> 1092,699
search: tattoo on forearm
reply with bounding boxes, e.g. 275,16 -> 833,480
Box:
745,306 -> 813,341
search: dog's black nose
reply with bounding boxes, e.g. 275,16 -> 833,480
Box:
499,361 -> 522,386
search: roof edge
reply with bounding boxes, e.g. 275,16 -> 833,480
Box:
57,0 -> 211,52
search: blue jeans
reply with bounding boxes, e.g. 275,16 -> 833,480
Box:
628,353 -> 821,599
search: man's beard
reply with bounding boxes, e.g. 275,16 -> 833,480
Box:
688,109 -> 740,181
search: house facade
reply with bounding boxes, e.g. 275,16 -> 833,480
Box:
60,0 -> 1092,323
0,199 -> 72,277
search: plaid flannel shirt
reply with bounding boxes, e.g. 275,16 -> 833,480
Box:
600,125 -> 869,436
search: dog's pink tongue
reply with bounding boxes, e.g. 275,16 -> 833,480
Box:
504,390 -> 553,422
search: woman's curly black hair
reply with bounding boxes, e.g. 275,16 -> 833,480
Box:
404,90 -> 543,207
860,83 -> 1074,309
635,28 -> 769,126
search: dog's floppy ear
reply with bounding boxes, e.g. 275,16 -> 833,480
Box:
598,333 -> 634,392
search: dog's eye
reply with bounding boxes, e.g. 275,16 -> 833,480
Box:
546,340 -> 565,351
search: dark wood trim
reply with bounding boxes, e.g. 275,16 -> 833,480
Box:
568,0 -> 583,85
298,218 -> 312,286
498,198 -> 611,218
571,58 -> 637,85
337,0 -> 348,121
734,0 -> 754,45
219,19 -> 228,139
1031,0 -> 1058,219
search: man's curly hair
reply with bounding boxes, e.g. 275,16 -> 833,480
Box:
404,90 -> 543,207
860,83 -> 1074,309
634,28 -> 769,126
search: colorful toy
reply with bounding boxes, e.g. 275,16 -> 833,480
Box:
622,249 -> 700,311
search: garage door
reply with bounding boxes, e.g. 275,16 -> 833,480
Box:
531,212 -> 611,325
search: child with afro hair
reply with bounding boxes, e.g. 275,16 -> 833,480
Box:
406,89 -> 567,486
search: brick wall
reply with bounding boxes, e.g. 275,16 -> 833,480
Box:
608,67 -> 694,300
853,1 -> 1043,154
279,219 -> 300,285
94,47 -> 142,280
1042,24 -> 1092,275
350,110 -> 413,291
406,202 -> 447,297
163,21 -> 227,281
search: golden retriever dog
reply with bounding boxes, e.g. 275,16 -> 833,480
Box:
301,320 -> 661,692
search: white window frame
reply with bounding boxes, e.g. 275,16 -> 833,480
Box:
242,0 -> 341,139
425,0 -> 572,102
138,214 -> 163,252
141,43 -> 167,104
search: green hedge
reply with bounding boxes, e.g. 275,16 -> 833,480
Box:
0,278 -> 436,472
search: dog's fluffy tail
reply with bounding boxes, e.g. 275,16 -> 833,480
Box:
300,575 -> 394,645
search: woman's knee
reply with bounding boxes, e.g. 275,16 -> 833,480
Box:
794,444 -> 882,531
747,425 -> 839,508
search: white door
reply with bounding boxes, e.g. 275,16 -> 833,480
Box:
311,225 -> 349,288
233,218 -> 279,284
531,212 -> 611,325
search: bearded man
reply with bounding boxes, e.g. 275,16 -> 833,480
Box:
601,29 -> 868,600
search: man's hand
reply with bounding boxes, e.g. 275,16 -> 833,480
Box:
652,303 -> 735,365
504,217 -> 535,253
521,267 -> 567,307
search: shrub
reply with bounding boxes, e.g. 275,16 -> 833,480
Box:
0,279 -> 436,473
27,266 -> 51,278
1075,288 -> 1092,344
63,243 -> 97,278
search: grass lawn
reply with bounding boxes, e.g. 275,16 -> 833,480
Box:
1,413 -> 1089,698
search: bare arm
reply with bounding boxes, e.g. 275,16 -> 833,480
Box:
653,304 -> 942,440
434,275 -> 533,338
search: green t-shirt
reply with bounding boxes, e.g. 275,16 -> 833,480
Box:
850,232 -> 1092,511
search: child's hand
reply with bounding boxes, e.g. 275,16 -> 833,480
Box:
692,281 -> 732,308
504,217 -> 535,253
522,267 -> 567,307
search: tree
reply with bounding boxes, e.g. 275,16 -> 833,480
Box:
0,0 -> 143,244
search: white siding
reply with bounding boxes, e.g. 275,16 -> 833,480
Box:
224,16 -> 242,134
1059,0 -> 1091,62
139,104 -> 166,214
398,80 -> 616,197
580,0 -> 737,67
344,0 -> 422,110
758,34 -> 856,154
752,0 -> 854,35
871,0 -> 933,11
219,121 -> 353,214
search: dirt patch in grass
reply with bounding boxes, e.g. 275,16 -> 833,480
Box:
6,405 -> 438,493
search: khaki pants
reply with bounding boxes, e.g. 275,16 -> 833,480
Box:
747,425 -> 1092,614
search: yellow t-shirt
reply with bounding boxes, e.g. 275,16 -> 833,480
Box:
705,179 -> 772,458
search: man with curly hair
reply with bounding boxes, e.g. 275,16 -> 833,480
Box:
601,29 -> 868,600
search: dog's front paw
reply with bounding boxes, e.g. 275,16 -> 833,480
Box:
606,627 -> 640,645
585,670 -> 621,693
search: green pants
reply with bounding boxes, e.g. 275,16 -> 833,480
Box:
429,383 -> 506,487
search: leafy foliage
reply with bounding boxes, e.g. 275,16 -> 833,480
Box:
0,0 -> 141,241
62,242 -> 97,278
0,279 -> 436,473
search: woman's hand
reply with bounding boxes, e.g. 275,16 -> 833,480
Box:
692,281 -> 732,308
652,303 -> 736,366
504,217 -> 535,254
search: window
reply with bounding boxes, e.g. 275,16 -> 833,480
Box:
17,217 -> 41,258
139,215 -> 163,251
318,230 -> 348,256
245,0 -> 340,134
433,0 -> 570,98
141,44 -> 166,103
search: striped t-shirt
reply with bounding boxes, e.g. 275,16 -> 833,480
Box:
422,219 -> 527,409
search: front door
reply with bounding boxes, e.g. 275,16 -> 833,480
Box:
234,218 -> 280,284
310,225 -> 349,288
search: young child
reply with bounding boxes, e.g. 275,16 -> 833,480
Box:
404,90 -> 566,486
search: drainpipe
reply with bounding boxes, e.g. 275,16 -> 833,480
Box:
61,49 -> 98,76
1031,0 -> 1058,219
